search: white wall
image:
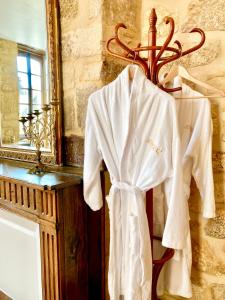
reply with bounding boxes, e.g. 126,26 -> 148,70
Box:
0,209 -> 42,300
0,0 -> 47,51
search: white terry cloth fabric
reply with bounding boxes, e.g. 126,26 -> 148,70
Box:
83,65 -> 189,300
154,76 -> 216,298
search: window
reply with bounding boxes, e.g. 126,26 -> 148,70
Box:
17,48 -> 44,117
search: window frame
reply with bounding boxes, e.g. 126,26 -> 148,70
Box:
17,45 -> 45,116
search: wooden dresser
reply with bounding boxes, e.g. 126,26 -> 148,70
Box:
0,160 -> 103,300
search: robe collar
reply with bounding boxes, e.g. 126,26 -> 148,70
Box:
119,64 -> 158,101
116,64 -> 159,174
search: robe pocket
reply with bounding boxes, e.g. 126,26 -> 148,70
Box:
129,215 -> 140,255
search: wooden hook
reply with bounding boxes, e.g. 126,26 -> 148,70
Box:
106,23 -> 148,74
181,28 -> 205,56
151,16 -> 175,83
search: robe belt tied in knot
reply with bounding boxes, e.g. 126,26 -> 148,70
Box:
111,180 -> 143,195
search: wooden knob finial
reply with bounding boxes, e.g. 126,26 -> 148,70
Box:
149,8 -> 157,30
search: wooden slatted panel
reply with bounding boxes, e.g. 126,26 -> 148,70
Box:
48,192 -> 54,218
22,186 -> 28,208
41,229 -> 59,300
5,182 -> 10,202
41,231 -> 46,299
43,192 -> 48,215
0,181 -> 5,200
35,189 -> 42,215
10,183 -> 16,204
39,191 -> 57,222
52,234 -> 59,300
40,190 -> 44,214
48,193 -> 52,217
28,188 -> 35,210
33,189 -> 37,210
16,184 -> 22,206
46,233 -> 50,300
52,191 -> 56,220
0,182 -> 56,222
49,234 -> 54,300
11,183 -> 17,204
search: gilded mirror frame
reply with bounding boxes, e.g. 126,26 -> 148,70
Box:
0,0 -> 62,165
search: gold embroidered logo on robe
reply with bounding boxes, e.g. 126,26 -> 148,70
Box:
147,139 -> 163,155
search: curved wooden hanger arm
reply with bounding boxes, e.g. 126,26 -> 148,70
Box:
133,45 -> 180,57
156,28 -> 205,69
151,16 -> 175,82
181,28 -> 205,56
113,23 -> 134,54
156,40 -> 183,92
155,28 -> 205,92
153,28 -> 205,65
106,23 -> 148,75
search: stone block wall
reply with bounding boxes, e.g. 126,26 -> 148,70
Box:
59,0 -> 103,164
59,0 -> 122,165
59,0 -> 141,165
0,38 -> 19,144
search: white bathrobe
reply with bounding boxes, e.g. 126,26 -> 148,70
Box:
83,65 -> 189,300
154,77 -> 215,298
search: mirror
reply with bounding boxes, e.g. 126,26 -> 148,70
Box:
0,0 -> 62,165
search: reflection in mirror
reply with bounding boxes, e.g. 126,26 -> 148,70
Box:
0,0 -> 50,150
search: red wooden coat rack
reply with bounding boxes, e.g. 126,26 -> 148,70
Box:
106,8 -> 205,300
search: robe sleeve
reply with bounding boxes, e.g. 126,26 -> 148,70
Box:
162,102 -> 189,250
83,97 -> 103,211
192,101 -> 215,218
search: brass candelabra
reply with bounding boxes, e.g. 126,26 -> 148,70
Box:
19,102 -> 57,174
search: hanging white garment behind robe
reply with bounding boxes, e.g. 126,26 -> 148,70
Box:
154,77 -> 215,298
83,65 -> 189,300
